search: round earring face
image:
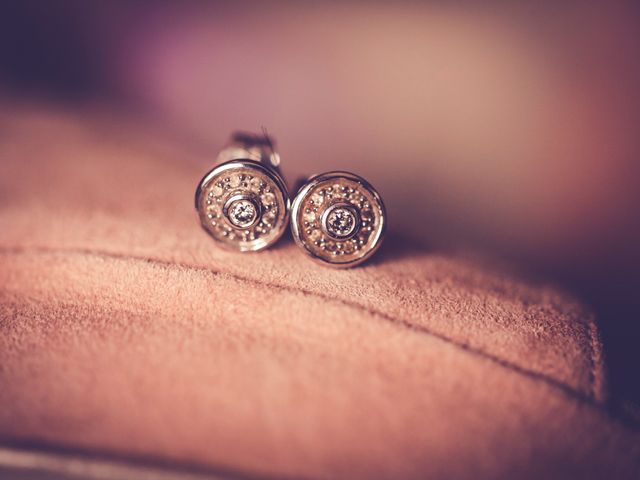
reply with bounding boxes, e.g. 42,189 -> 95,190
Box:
195,160 -> 290,252
291,172 -> 386,267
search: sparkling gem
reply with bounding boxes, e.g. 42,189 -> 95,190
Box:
211,184 -> 224,197
229,175 -> 241,187
341,242 -> 355,253
261,192 -> 276,206
311,193 -> 324,206
249,177 -> 262,192
309,229 -> 322,241
324,206 -> 357,239
227,199 -> 258,228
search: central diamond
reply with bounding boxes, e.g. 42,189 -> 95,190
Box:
324,205 -> 358,239
228,199 -> 258,228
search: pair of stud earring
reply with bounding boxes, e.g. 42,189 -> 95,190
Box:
194,132 -> 386,268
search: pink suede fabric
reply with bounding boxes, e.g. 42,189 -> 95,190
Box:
0,105 -> 639,479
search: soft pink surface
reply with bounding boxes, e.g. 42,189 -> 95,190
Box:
0,106 -> 639,479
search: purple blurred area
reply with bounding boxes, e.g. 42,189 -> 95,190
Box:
2,1 -> 640,417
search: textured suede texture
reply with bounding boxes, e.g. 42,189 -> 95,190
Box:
1,106 -> 639,479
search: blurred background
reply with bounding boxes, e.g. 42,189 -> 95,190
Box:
1,1 -> 639,419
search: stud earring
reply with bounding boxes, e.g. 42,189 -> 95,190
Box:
195,132 -> 290,252
290,171 -> 386,268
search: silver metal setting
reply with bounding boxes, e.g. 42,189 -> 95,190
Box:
195,132 -> 290,252
291,171 -> 386,268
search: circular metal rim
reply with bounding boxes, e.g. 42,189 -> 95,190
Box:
195,159 -> 291,252
290,171 -> 386,268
